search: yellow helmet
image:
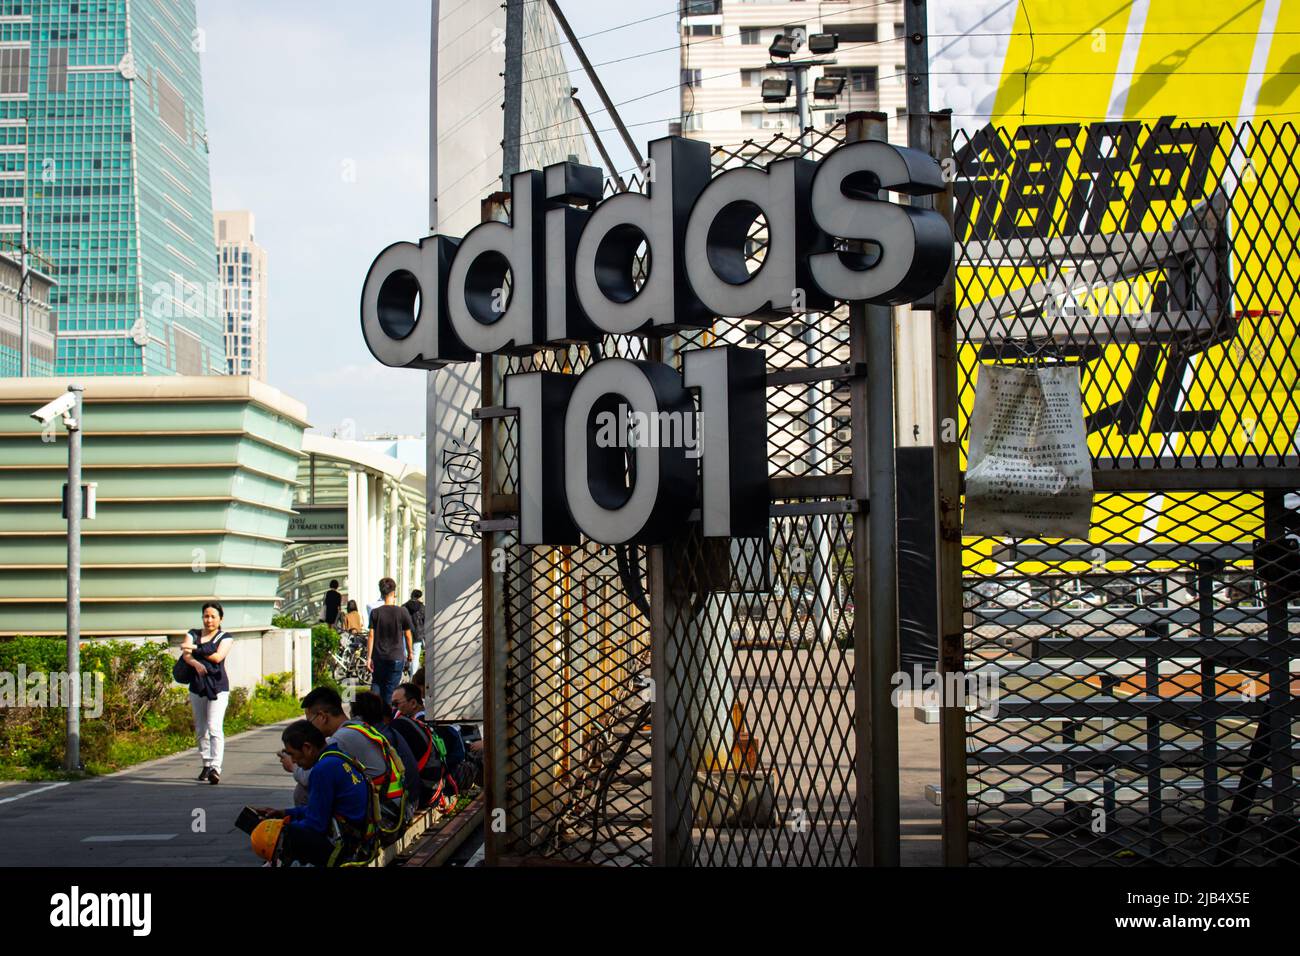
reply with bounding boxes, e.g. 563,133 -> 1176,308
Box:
251,817 -> 285,862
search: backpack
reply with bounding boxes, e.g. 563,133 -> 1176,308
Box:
313,749 -> 380,868
341,721 -> 409,845
432,723 -> 466,770
405,600 -> 426,641
430,723 -> 479,793
395,715 -> 458,810
395,714 -> 435,771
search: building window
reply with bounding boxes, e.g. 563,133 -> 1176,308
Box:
687,23 -> 720,37
682,112 -> 703,131
826,22 -> 877,44
155,72 -> 187,140
894,21 -> 905,40
0,47 -> 29,95
740,27 -> 761,45
740,68 -> 764,87
825,66 -> 877,93
47,47 -> 67,94
681,0 -> 720,14
681,68 -> 702,88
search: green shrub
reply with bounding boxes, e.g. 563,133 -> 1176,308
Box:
79,640 -> 172,732
0,636 -> 174,772
254,671 -> 293,701
225,686 -> 251,724
310,623 -> 341,686
272,613 -> 312,629
0,635 -> 67,674
0,635 -> 308,780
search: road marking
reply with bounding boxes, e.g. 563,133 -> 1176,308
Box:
81,834 -> 178,843
0,781 -> 69,805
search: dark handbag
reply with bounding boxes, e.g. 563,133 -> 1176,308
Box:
173,632 -> 199,684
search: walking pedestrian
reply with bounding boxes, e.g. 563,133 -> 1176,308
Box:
323,580 -> 342,628
341,599 -> 363,634
402,589 -> 425,672
180,601 -> 233,784
366,577 -> 414,706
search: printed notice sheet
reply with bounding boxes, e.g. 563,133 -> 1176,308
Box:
963,363 -> 1093,539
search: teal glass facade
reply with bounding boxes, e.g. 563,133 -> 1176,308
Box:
0,0 -> 221,377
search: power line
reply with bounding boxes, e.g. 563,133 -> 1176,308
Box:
519,36 -> 912,140
446,0 -> 902,91
516,95 -> 773,150
521,3 -> 685,59
440,174 -> 507,227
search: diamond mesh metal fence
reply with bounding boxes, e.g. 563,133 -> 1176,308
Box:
952,120 -> 1300,866
486,123 -> 867,866
481,116 -> 1300,868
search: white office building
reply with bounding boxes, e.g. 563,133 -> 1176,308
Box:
214,210 -> 268,380
679,0 -> 911,153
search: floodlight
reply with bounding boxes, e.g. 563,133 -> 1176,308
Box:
768,33 -> 799,58
813,76 -> 846,100
809,32 -> 839,54
761,77 -> 792,102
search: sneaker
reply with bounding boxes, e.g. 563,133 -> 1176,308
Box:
208,769 -> 221,785
197,767 -> 211,781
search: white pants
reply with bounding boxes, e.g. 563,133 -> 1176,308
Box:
189,690 -> 229,773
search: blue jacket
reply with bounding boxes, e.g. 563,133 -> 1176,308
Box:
285,751 -> 370,835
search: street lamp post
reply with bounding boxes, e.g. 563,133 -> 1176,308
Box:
64,384 -> 83,771
31,383 -> 84,771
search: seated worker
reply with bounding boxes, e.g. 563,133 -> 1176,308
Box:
391,681 -> 426,721
349,690 -> 423,813
285,686 -> 396,803
254,720 -> 371,867
390,682 -> 475,792
390,682 -> 451,802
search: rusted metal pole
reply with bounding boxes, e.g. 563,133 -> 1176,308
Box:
928,109 -> 969,866
847,110 -> 901,866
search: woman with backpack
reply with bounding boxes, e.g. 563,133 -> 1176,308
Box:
179,601 -> 234,784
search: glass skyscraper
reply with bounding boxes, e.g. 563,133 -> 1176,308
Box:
0,0 -> 222,377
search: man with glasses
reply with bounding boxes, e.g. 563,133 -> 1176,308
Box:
278,686 -> 390,804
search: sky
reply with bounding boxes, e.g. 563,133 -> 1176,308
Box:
197,0 -> 681,437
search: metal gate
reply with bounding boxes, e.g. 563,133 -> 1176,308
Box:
478,120 -> 886,867
945,119 -> 1300,865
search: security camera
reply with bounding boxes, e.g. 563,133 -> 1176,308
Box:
30,392 -> 77,426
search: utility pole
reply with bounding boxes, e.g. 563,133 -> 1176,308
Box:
502,0 -> 524,185
768,45 -> 838,642
765,57 -> 835,157
897,0 -> 940,685
65,384 -> 83,771
904,0 -> 931,156
429,0 -> 440,234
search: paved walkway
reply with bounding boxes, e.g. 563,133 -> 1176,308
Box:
0,707 -> 947,867
0,720 -> 296,867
